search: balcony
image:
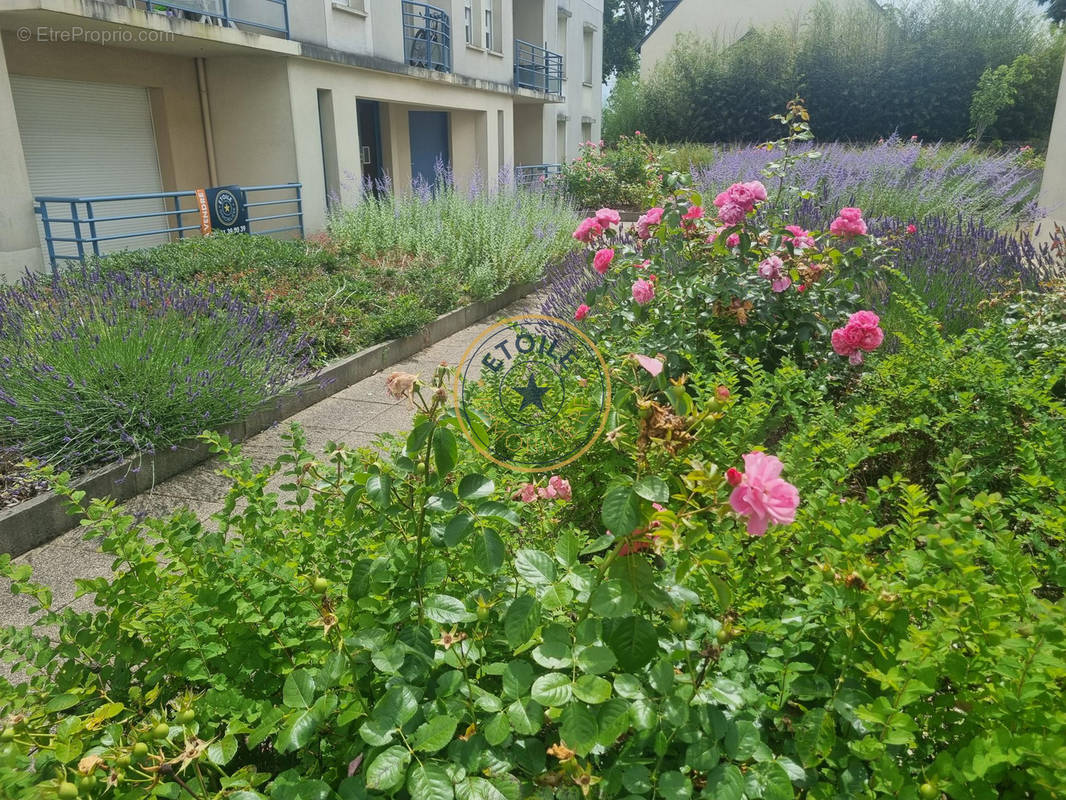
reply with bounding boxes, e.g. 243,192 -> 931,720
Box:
129,0 -> 290,38
514,39 -> 563,95
402,2 -> 452,73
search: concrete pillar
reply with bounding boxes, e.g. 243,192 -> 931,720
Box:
1037,54 -> 1066,241
0,35 -> 44,279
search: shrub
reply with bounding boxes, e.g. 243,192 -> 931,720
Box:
557,133 -> 662,210
620,0 -> 1061,145
328,178 -> 578,301
0,268 -> 309,473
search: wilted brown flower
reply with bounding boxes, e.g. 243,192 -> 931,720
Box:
385,371 -> 419,401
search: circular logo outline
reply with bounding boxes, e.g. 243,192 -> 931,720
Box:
453,314 -> 612,474
213,189 -> 241,227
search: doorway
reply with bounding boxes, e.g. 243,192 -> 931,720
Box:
408,110 -> 450,188
357,99 -> 385,195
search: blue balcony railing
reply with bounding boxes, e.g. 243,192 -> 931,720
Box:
402,2 -> 452,73
33,184 -> 303,270
515,163 -> 562,188
140,0 -> 290,38
514,39 -> 563,94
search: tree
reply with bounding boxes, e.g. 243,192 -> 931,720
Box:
603,0 -> 666,82
1036,0 -> 1066,22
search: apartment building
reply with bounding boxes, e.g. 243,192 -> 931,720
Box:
0,0 -> 603,278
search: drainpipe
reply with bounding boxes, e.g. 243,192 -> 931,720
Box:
196,57 -> 219,185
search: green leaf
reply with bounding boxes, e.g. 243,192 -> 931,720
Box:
503,595 -> 540,649
555,532 -> 581,566
444,514 -> 474,546
622,765 -> 652,794
704,764 -> 743,800
412,715 -> 458,753
426,492 -> 458,513
373,685 -> 419,726
207,735 -> 237,766
407,421 -> 433,456
573,674 -> 612,704
365,745 -> 411,792
539,583 -> 574,610
407,763 -> 454,800
560,703 -> 599,755
433,428 -> 459,476
483,713 -> 511,746
589,579 -> 635,618
366,474 -> 392,508
748,761 -> 795,800
425,594 -> 476,624
458,474 -> 495,500
796,707 -> 836,767
44,694 -> 81,714
276,693 -> 337,753
477,500 -> 520,526
576,645 -> 617,675
658,771 -> 693,800
606,616 -> 658,672
502,661 -> 534,698
506,698 -> 543,735
633,475 -> 670,503
282,670 -> 316,709
596,698 -> 631,746
515,549 -> 556,586
601,486 -> 640,535
530,672 -> 572,707
473,529 -> 506,573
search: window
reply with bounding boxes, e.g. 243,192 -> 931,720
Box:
557,16 -> 567,77
484,5 -> 494,50
464,0 -> 473,44
556,120 -> 567,163
581,121 -> 592,144
583,29 -> 593,84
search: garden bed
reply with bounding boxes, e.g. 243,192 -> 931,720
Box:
0,279 -> 539,557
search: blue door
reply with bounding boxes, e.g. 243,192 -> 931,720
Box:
409,110 -> 450,188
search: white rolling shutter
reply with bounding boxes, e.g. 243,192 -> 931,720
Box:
9,75 -> 167,260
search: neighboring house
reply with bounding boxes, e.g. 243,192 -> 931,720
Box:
1038,52 -> 1066,240
0,0 -> 603,278
638,0 -> 876,80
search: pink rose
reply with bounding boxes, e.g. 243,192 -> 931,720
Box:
593,248 -> 615,275
573,217 -> 603,243
717,203 -> 746,226
574,304 -> 590,321
512,483 -> 538,503
771,276 -> 792,293
595,208 -> 621,229
728,451 -> 800,536
632,278 -> 655,305
635,207 -> 664,239
831,310 -> 884,364
758,255 -> 791,291
683,205 -> 705,221
728,184 -> 754,207
713,190 -> 731,208
633,353 -> 664,376
784,224 -> 816,250
744,181 -> 767,202
548,475 -> 572,501
726,233 -> 740,248
907,224 -> 917,234
829,208 -> 867,238
725,467 -> 742,486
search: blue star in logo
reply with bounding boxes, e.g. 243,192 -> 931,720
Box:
513,372 -> 549,412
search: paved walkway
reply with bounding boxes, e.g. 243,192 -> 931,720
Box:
0,292 -> 543,636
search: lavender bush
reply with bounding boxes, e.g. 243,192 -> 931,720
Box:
689,137 -> 1042,229
0,269 -> 311,473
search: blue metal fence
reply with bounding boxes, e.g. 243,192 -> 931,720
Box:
34,183 -> 304,270
515,163 -> 562,188
514,39 -> 563,94
402,1 -> 452,73
140,0 -> 290,38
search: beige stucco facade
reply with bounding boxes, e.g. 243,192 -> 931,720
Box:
0,0 -> 603,279
1037,50 -> 1066,239
639,0 -> 876,80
